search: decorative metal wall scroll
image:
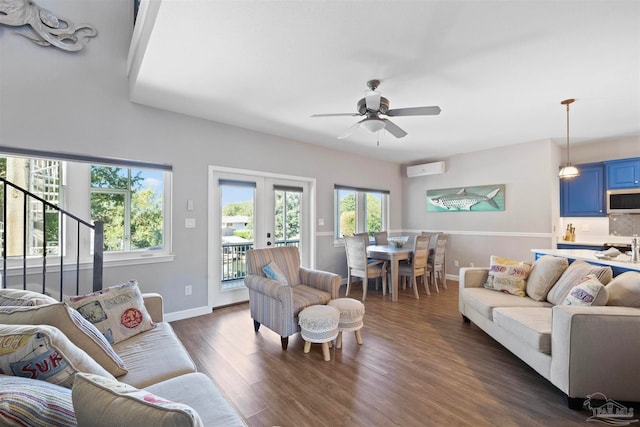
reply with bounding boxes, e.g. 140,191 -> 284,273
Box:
0,0 -> 97,51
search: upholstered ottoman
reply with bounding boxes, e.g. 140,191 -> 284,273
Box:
298,305 -> 340,361
327,298 -> 365,349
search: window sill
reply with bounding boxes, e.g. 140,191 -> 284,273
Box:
2,252 -> 175,276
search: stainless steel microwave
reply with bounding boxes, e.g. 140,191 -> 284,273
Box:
607,188 -> 640,214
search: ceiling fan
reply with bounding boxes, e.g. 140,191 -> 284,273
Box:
311,79 -> 441,139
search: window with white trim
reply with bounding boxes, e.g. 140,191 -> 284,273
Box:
334,185 -> 389,239
0,150 -> 172,263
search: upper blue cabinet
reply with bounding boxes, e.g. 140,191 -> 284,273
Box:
560,162 -> 606,217
606,158 -> 640,189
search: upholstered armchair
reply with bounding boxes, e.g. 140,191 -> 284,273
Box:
245,246 -> 341,350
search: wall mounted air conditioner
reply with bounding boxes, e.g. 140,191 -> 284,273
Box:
406,161 -> 445,178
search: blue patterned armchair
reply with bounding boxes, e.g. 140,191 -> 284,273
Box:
245,246 -> 341,350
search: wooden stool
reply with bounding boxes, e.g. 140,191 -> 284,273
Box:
298,305 -> 340,361
327,298 -> 365,349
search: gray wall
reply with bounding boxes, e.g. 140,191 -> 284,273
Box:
0,0 -> 402,315
402,136 -> 639,277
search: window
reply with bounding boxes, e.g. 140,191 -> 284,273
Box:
0,156 -> 62,257
334,185 -> 389,239
90,166 -> 164,252
0,149 -> 172,265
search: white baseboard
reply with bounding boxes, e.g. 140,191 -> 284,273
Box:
164,305 -> 211,322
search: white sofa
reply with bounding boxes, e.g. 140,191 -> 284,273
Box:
459,260 -> 640,409
0,290 -> 247,426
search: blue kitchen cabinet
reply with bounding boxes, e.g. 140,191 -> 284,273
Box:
606,158 -> 640,189
560,162 -> 606,217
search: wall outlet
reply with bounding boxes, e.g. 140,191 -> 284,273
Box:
469,262 -> 475,267
184,285 -> 192,296
454,260 -> 459,267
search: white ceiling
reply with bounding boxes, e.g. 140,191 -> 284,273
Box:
129,0 -> 640,164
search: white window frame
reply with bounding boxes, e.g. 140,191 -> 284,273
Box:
334,185 -> 389,242
1,150 -> 174,274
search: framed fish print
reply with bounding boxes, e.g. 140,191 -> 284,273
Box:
427,184 -> 505,212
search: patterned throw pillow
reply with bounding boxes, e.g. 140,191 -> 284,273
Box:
563,274 -> 609,306
72,373 -> 203,427
483,256 -> 532,297
65,281 -> 156,345
0,289 -> 58,307
0,303 -> 127,377
546,260 -> 613,305
0,375 -> 76,427
0,325 -> 114,388
262,261 -> 289,285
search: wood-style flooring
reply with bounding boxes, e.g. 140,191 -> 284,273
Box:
171,282 -> 610,426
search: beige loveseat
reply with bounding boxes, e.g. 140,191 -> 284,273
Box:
459,257 -> 640,409
0,290 -> 247,426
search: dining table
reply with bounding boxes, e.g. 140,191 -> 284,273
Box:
366,244 -> 413,302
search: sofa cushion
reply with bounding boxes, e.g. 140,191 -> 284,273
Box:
146,373 -> 247,427
546,260 -> 613,305
66,280 -> 156,345
72,373 -> 202,427
461,287 -> 552,321
0,288 -> 58,307
0,303 -> 127,377
0,374 -> 76,427
483,256 -> 532,297
0,324 -> 114,388
262,261 -> 289,285
112,322 -> 196,389
291,285 -> 332,316
493,307 -> 552,354
526,255 -> 569,301
606,271 -> 640,307
562,274 -> 609,306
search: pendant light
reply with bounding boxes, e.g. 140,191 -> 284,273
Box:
558,98 -> 579,178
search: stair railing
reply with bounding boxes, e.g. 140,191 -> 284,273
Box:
0,177 -> 103,300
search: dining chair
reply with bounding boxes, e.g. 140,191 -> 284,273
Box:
427,233 -> 449,292
344,235 -> 387,301
398,234 -> 430,298
374,231 -> 388,245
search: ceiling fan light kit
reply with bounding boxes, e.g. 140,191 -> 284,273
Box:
312,79 -> 441,141
558,98 -> 579,179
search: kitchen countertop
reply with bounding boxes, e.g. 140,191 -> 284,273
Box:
532,249 -> 640,273
556,236 -> 635,246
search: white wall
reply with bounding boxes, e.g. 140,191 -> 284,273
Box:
0,0 -> 403,315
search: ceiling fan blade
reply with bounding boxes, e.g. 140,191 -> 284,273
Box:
386,106 -> 441,116
382,119 -> 408,138
365,90 -> 381,112
337,121 -> 362,139
311,113 -> 360,117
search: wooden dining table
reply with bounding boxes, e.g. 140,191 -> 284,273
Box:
366,244 -> 413,301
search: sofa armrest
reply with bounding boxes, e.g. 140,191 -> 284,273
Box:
550,305 -> 640,400
299,267 -> 341,299
142,293 -> 164,323
459,267 -> 489,289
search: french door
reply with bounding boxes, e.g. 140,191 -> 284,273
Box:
208,166 -> 314,308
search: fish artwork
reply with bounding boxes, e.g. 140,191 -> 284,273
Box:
429,187 -> 501,211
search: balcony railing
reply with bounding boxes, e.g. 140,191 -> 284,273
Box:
221,239 -> 299,282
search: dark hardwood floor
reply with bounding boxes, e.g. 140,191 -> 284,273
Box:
171,282 -> 600,426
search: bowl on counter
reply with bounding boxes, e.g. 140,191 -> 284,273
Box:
388,236 -> 409,248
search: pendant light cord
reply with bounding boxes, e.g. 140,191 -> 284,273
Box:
566,102 -> 571,165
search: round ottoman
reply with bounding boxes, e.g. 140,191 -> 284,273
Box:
298,305 -> 340,361
327,298 -> 365,349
